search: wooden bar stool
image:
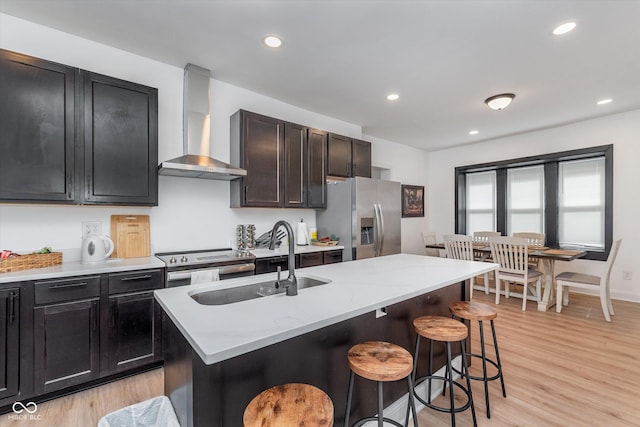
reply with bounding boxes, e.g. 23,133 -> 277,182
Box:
243,383 -> 334,427
345,341 -> 419,427
408,316 -> 476,427
449,301 -> 506,419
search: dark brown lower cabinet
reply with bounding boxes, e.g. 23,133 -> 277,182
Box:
0,287 -> 20,401
255,250 -> 344,274
104,291 -> 162,373
34,299 -> 100,394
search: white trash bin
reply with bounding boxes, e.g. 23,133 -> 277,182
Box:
98,396 -> 180,427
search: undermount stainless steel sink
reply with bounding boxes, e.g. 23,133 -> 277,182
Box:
190,276 -> 331,305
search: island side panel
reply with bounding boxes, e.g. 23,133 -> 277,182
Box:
164,280 -> 469,426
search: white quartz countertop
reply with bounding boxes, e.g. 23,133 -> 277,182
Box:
0,256 -> 165,283
154,254 -> 498,365
250,245 -> 344,258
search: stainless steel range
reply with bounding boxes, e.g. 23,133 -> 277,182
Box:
156,248 -> 256,287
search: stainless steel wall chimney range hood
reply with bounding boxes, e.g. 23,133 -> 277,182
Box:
158,64 -> 246,180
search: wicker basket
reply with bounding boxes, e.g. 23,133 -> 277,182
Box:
0,252 -> 63,273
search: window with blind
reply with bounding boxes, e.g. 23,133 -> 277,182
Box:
465,171 -> 496,236
558,158 -> 605,249
507,165 -> 545,235
455,145 -> 612,260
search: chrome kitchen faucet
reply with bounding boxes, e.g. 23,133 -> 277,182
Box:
269,220 -> 298,296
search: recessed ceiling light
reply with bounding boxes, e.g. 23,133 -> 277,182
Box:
484,93 -> 515,110
263,35 -> 282,48
469,130 -> 479,135
553,22 -> 576,36
597,98 -> 613,105
386,93 -> 399,101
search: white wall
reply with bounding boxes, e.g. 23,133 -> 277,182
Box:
365,135 -> 430,255
427,109 -> 640,302
0,13 -> 426,258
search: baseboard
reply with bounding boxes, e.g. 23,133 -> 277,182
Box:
360,356 -> 462,426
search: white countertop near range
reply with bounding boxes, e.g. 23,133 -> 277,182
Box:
154,253 -> 498,365
0,256 -> 165,283
250,244 -> 344,258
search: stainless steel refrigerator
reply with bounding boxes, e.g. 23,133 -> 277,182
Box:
317,177 -> 401,261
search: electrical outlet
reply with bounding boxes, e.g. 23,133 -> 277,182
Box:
623,271 -> 633,280
82,221 -> 102,238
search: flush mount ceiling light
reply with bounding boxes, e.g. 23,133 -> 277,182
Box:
597,98 -> 613,105
484,93 -> 515,111
553,21 -> 577,36
263,35 -> 282,48
469,130 -> 479,135
386,93 -> 399,101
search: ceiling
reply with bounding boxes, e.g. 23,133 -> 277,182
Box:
2,0 -> 639,152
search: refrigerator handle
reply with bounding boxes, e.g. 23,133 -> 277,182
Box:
373,203 -> 380,256
378,203 -> 385,255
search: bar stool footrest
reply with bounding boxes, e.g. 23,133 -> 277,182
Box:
353,416 -> 405,427
414,375 -> 473,414
451,353 -> 502,382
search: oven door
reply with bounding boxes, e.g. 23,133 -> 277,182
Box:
165,263 -> 255,288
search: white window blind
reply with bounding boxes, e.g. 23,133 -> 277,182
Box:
558,157 -> 605,249
507,165 -> 545,235
466,171 -> 496,235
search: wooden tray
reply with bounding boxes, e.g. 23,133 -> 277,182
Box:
311,241 -> 339,246
0,252 -> 62,273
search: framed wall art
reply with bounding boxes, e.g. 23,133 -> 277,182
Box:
401,184 -> 424,218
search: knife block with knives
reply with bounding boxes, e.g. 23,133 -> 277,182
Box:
110,215 -> 151,258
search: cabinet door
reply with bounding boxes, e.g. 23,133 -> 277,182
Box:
327,133 -> 352,177
323,250 -> 343,265
82,71 -> 158,205
298,252 -> 323,268
239,111 -> 285,207
284,122 -> 307,208
307,129 -> 328,208
105,291 -> 162,374
352,139 -> 372,178
0,288 -> 20,400
34,299 -> 100,394
0,49 -> 76,203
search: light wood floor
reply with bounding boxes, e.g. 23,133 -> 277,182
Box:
2,292 -> 639,427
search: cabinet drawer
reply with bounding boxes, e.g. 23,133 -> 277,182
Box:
108,269 -> 163,295
35,276 -> 101,305
298,252 -> 323,268
323,250 -> 343,264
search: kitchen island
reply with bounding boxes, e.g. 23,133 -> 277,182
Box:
155,253 -> 497,426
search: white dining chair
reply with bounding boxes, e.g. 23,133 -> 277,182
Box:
489,236 -> 543,311
473,231 -> 501,293
555,239 -> 622,322
421,231 -> 441,257
443,234 -> 476,298
513,232 -> 546,269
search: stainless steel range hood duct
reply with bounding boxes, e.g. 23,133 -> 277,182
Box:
158,64 -> 246,180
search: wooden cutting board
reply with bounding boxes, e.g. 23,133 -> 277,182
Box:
110,215 -> 150,258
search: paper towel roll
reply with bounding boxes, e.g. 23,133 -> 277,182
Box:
296,220 -> 309,245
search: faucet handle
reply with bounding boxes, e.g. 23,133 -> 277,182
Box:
276,266 -> 282,286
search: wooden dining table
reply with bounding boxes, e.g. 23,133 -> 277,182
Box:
425,243 -> 587,311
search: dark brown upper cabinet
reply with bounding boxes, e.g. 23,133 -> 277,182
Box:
327,133 -> 372,178
306,128 -> 328,208
231,110 -> 327,209
327,133 -> 352,177
284,122 -> 307,208
0,49 -> 77,203
352,138 -> 372,178
231,110 -> 286,207
0,49 -> 158,206
82,72 -> 158,205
